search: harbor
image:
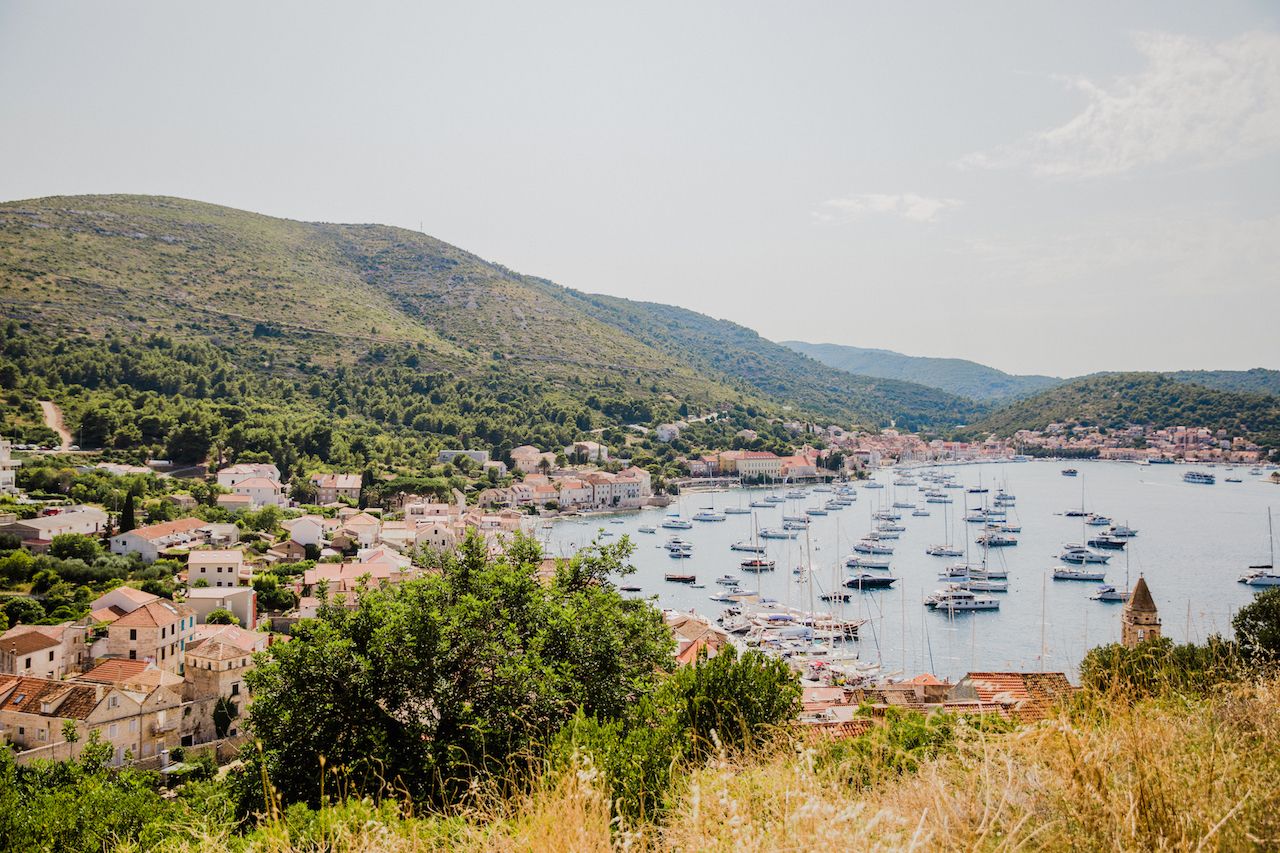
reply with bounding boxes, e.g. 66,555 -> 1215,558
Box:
545,459 -> 1279,680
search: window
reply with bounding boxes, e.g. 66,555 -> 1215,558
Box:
23,657 -> 31,669
48,651 -> 55,662
230,682 -> 240,696
129,719 -> 137,733
38,728 -> 46,741
128,650 -> 136,660
108,723 -> 118,738
108,695 -> 119,708
129,629 -> 137,641
160,647 -> 165,660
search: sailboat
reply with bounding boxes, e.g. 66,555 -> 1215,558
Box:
926,499 -> 962,557
740,513 -> 776,571
1238,508 -> 1279,586
1092,539 -> 1133,601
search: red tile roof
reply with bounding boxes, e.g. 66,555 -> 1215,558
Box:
121,517 -> 206,542
0,676 -> 101,720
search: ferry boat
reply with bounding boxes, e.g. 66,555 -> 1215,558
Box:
1053,565 -> 1106,581
925,545 -> 963,557
759,527 -> 798,540
1062,468 -> 1079,477
740,558 -> 776,572
692,509 -> 726,522
661,516 -> 693,529
925,586 -> 999,611
1059,545 -> 1111,564
1183,470 -> 1216,485
730,540 -> 766,553
846,556 -> 891,570
843,573 -> 897,590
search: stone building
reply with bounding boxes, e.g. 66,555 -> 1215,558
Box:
1121,575 -> 1161,648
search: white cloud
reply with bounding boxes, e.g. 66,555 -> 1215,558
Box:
815,192 -> 962,223
961,31 -> 1280,178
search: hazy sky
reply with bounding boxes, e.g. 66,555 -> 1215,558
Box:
2,2 -> 1278,377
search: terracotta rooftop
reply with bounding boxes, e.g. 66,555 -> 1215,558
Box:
0,676 -> 101,720
111,598 -> 194,629
78,659 -> 150,683
2,629 -> 60,656
120,517 -> 206,542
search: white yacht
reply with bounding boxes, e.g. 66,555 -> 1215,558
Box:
925,585 -> 1000,611
730,540 -> 766,553
926,545 -> 963,557
661,516 -> 693,529
1059,544 -> 1111,564
1090,584 -> 1129,602
1053,565 -> 1107,581
693,509 -> 726,522
637,525 -> 656,534
853,539 -> 894,555
759,527 -> 798,540
1184,470 -> 1216,485
846,556 -> 891,570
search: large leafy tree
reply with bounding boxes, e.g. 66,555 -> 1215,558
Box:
243,531 -> 671,808
1234,587 -> 1280,664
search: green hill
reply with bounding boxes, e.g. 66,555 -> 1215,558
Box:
782,340 -> 1061,401
1166,368 -> 1280,397
969,372 -> 1280,449
0,195 -> 980,470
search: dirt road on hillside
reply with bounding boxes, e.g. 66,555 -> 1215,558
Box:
39,400 -> 73,451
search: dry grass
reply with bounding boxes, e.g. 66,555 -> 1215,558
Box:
144,678 -> 1280,852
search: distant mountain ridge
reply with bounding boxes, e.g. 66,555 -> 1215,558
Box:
782,341 -> 1061,401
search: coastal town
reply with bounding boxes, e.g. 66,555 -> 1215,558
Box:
3,408 -> 1274,773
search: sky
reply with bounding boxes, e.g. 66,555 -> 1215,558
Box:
1,1 -> 1278,377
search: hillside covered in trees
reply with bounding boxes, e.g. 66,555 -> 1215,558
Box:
969,372 -> 1280,450
0,195 -> 981,469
